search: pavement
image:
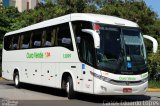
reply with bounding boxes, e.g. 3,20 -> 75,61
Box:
0,77 -> 160,92
0,79 -> 160,106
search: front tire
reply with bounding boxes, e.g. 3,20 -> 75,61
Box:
66,76 -> 75,99
14,72 -> 21,88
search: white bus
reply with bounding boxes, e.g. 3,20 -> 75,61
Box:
2,13 -> 148,99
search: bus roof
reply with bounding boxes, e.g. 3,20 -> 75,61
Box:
5,13 -> 139,36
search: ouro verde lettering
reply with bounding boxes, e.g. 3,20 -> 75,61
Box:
26,52 -> 44,59
119,76 -> 136,81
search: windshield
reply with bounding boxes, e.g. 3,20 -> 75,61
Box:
123,29 -> 145,57
96,24 -> 146,74
97,25 -> 121,62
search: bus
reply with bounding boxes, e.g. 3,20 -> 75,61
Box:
2,13 -> 148,99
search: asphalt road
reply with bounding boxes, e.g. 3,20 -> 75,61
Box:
0,79 -> 160,106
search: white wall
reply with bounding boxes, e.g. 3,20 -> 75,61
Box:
28,0 -> 37,9
16,0 -> 27,12
16,0 -> 38,12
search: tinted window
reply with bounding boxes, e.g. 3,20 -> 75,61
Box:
21,33 -> 31,49
13,35 -> 19,50
4,23 -> 73,51
4,36 -> 13,50
72,21 -> 92,37
31,30 -> 42,48
79,35 -> 94,65
45,29 -> 52,47
72,21 -> 94,65
57,23 -> 73,51
43,27 -> 56,47
98,25 -> 121,60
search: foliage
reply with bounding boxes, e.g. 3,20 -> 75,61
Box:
0,7 -> 20,43
0,1 -> 159,39
11,4 -> 67,30
97,2 -> 158,34
147,52 -> 160,79
149,80 -> 160,88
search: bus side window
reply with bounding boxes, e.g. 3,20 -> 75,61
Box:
57,23 -> 73,51
21,33 -> 31,49
32,29 -> 42,48
4,36 -> 13,50
45,28 -> 52,47
79,35 -> 94,65
42,27 -> 57,47
12,35 -> 19,50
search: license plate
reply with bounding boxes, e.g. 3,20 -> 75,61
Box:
123,88 -> 132,93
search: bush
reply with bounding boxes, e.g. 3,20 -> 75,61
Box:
149,80 -> 160,88
147,52 -> 160,80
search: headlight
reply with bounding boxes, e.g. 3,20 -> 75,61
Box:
90,71 -> 111,82
142,77 -> 148,83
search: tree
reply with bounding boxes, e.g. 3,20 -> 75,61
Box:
0,7 -> 19,43
0,1 -> 3,10
0,1 -> 159,53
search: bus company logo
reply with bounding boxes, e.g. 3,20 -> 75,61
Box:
119,76 -> 136,81
26,52 -> 51,59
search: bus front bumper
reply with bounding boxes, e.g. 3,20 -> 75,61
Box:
94,79 -> 148,95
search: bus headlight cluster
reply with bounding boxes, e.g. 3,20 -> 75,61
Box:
90,71 -> 111,82
142,77 -> 148,83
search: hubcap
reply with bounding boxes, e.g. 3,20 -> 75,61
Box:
15,75 -> 19,85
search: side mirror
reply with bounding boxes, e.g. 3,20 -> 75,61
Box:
143,35 -> 158,53
82,29 -> 100,49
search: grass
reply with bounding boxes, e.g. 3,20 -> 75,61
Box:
149,80 -> 160,88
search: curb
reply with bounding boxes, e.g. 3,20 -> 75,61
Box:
147,88 -> 160,92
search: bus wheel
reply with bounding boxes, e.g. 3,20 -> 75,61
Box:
14,72 -> 21,88
66,76 -> 75,99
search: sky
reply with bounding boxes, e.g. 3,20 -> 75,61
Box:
145,0 -> 160,18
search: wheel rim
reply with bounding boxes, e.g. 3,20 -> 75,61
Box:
66,81 -> 69,93
15,75 -> 19,86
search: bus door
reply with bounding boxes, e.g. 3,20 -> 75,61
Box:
77,35 -> 95,94
72,21 -> 95,94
